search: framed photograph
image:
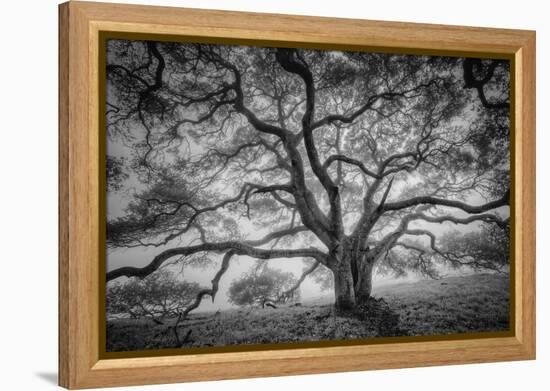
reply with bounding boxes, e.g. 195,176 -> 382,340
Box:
59,1 -> 536,389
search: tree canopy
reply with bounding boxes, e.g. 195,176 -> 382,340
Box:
106,269 -> 201,324
228,266 -> 299,307
105,39 -> 510,311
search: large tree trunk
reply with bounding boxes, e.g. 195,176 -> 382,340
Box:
332,261 -> 356,310
332,248 -> 375,311
354,258 -> 374,305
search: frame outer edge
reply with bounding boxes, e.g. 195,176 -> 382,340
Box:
522,31 -> 536,359
59,2 -> 71,388
59,1 -> 537,388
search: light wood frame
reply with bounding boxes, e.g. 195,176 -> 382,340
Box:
59,1 -> 536,389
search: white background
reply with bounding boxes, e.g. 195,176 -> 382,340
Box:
0,0 -> 546,389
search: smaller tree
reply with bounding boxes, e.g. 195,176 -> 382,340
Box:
228,266 -> 299,308
376,222 -> 510,279
437,223 -> 510,272
106,269 -> 201,324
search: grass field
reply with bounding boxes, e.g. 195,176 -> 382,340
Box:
106,273 -> 510,352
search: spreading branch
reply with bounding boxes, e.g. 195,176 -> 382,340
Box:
107,240 -> 326,282
382,189 -> 509,213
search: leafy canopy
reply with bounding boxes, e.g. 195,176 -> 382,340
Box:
228,266 -> 298,307
106,269 -> 201,322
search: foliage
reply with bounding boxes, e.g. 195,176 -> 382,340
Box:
376,222 -> 509,279
106,269 -> 201,324
227,266 -> 298,307
106,155 -> 129,191
438,223 -> 510,271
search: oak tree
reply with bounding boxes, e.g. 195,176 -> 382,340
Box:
106,269 -> 201,324
228,266 -> 299,308
105,40 -> 510,312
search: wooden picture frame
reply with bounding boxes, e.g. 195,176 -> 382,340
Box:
59,1 -> 536,389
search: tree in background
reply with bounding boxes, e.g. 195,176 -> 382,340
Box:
228,266 -> 299,308
106,269 -> 201,324
375,222 -> 509,279
105,41 -> 510,312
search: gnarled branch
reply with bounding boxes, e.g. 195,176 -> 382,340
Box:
107,240 -> 326,282
382,189 -> 509,213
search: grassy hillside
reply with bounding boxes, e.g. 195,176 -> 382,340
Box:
106,273 -> 510,352
373,273 -> 510,335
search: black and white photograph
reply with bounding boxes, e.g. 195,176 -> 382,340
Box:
104,38 -> 511,353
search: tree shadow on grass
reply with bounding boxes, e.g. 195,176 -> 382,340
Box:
338,297 -> 408,337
